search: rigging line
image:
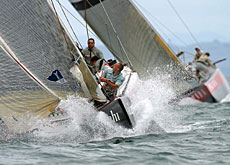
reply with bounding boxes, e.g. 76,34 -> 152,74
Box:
65,0 -> 125,63
167,0 -> 202,48
183,51 -> 194,56
168,39 -> 181,54
50,1 -> 99,75
52,0 -> 122,67
58,0 -> 119,61
50,0 -> 73,56
84,0 -> 89,39
54,1 -> 99,40
166,37 -> 185,57
84,0 -> 124,62
133,0 -> 189,48
0,36 -> 61,100
82,0 -> 167,74
51,0 -> 87,64
67,0 -> 123,63
38,0 -> 102,100
56,0 -> 83,49
105,24 -> 113,54
130,0 -> 185,74
35,0 -> 72,60
85,0 -> 111,26
50,1 -> 108,102
182,49 -> 186,64
98,0 -> 134,70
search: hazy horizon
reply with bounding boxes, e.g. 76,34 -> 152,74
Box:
55,0 -> 230,76
56,0 -> 230,46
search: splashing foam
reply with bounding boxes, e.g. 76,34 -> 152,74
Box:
129,74 -> 183,134
32,95 -> 131,143
178,97 -> 203,105
31,74 -> 186,142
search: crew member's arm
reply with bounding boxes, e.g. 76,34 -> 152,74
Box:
207,58 -> 215,68
99,77 -> 119,89
106,81 -> 119,89
108,78 -> 125,90
203,56 -> 215,68
99,69 -> 107,82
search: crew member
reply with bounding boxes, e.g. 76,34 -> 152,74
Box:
99,63 -> 125,100
197,52 -> 215,68
195,52 -> 215,83
192,47 -> 203,63
185,62 -> 196,78
90,56 -> 106,74
82,38 -> 104,65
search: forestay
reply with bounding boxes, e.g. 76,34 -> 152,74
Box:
69,0 -> 198,95
0,0 -> 105,133
70,0 -> 184,75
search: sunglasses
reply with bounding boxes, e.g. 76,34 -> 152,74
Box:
88,42 -> 94,44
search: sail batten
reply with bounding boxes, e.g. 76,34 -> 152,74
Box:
0,0 -> 106,133
71,0 -> 186,76
70,0 -> 198,95
0,36 -> 61,100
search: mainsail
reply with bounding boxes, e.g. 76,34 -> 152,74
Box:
70,0 -> 197,91
0,0 -> 105,133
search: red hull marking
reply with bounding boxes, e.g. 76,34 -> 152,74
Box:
191,86 -> 210,101
191,71 -> 224,101
206,72 -> 224,94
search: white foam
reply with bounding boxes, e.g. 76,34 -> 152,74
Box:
32,76 -> 194,142
178,97 -> 202,105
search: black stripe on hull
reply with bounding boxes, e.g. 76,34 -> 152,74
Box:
192,84 -> 216,103
169,84 -> 216,104
100,98 -> 133,129
71,0 -> 105,11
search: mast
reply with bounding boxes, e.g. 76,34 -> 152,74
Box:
70,0 -> 188,76
0,0 -> 87,133
48,0 -> 107,102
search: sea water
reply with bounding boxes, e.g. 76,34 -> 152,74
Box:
0,78 -> 230,165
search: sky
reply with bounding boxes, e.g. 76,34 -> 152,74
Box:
54,0 -> 230,76
55,0 -> 230,48
135,0 -> 230,45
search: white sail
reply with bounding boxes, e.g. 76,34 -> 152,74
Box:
70,1 -> 183,74
0,0 -> 105,133
69,0 -> 199,93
